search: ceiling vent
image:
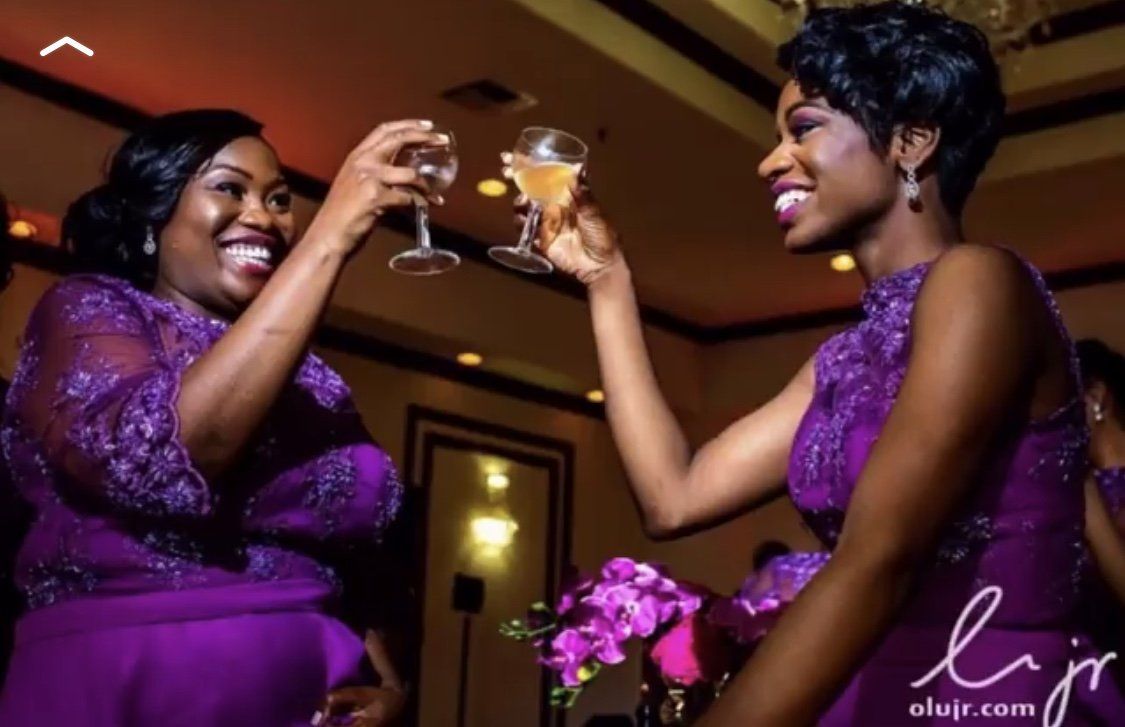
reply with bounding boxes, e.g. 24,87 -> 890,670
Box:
441,79 -> 538,114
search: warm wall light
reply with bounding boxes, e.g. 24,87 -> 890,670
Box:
8,220 -> 37,239
476,179 -> 508,197
471,515 -> 518,548
486,472 -> 510,492
457,352 -> 484,367
830,253 -> 856,273
585,389 -> 605,404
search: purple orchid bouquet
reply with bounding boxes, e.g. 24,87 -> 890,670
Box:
500,558 -> 711,708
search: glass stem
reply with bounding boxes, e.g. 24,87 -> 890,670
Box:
516,201 -> 543,254
415,202 -> 432,252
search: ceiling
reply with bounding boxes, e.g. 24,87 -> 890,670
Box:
1,0 -> 1124,332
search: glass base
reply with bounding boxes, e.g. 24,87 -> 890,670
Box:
488,246 -> 554,274
389,248 -> 460,276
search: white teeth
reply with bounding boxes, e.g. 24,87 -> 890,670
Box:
774,189 -> 811,214
225,244 -> 273,266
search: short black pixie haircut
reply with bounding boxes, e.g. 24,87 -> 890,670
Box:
778,1 -> 1006,217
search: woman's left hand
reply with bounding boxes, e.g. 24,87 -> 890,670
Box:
313,686 -> 406,726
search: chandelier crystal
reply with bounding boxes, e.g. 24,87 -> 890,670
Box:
778,0 -> 1057,54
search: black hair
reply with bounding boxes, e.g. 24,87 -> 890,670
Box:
777,0 -> 1005,216
0,193 -> 12,290
1078,339 -> 1125,424
62,109 -> 264,287
752,539 -> 792,572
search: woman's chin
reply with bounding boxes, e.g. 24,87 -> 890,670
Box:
781,221 -> 840,255
219,270 -> 270,309
781,225 -> 819,254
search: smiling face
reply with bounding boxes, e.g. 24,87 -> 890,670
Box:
758,80 -> 901,253
154,136 -> 294,317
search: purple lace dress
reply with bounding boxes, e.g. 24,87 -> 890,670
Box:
787,260 -> 1125,725
0,275 -> 403,727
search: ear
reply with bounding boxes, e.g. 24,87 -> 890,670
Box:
891,123 -> 941,172
1086,379 -> 1109,415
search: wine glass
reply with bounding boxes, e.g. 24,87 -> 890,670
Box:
489,127 -> 587,274
389,127 -> 460,275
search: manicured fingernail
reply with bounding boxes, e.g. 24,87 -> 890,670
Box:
419,120 -> 434,130
501,166 -> 513,179
500,151 -> 513,163
432,195 -> 445,205
436,133 -> 451,144
310,711 -> 323,726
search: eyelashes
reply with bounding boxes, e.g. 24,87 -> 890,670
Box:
212,182 -> 291,210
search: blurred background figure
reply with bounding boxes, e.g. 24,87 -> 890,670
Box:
1080,338 -> 1125,531
0,192 -> 30,688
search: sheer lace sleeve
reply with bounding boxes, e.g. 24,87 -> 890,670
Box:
10,276 -> 211,518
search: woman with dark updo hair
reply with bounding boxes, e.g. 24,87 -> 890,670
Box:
0,109 -> 448,726
1076,339 -> 1125,693
1079,339 -> 1125,533
512,1 -> 1125,723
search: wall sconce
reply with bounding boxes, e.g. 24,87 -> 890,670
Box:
486,472 -> 510,492
8,219 -> 37,239
470,515 -> 518,548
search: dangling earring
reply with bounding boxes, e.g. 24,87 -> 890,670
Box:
143,226 -> 157,256
1094,403 -> 1106,423
904,163 -> 920,206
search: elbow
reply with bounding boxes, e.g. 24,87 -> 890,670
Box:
640,504 -> 687,542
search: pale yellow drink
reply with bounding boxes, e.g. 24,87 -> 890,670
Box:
513,161 -> 580,205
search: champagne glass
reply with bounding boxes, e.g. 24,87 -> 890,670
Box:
489,127 -> 587,274
389,127 -> 460,275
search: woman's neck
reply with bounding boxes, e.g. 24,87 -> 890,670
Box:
1092,423 -> 1125,470
150,278 -> 229,322
851,196 -> 964,284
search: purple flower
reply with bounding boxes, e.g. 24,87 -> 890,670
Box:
600,557 -> 638,582
572,604 -> 627,665
557,568 -> 596,616
542,629 -> 593,687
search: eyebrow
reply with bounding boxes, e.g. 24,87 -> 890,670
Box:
203,163 -> 288,188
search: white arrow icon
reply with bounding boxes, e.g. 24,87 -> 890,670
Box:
40,36 -> 94,57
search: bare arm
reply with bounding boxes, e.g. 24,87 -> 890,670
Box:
590,261 -> 813,538
176,121 -> 444,479
1085,477 -> 1125,606
699,247 -> 1050,725
512,172 -> 816,540
364,629 -> 407,692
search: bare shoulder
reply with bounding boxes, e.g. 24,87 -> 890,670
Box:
918,244 -> 1041,323
911,245 -> 1048,383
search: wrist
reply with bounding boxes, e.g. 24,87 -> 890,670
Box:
587,253 -> 631,296
298,224 -> 353,266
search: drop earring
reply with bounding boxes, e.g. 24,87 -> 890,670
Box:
904,163 -> 920,206
143,226 -> 157,256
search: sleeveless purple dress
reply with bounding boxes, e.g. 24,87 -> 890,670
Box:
0,275 -> 403,726
787,259 -> 1125,725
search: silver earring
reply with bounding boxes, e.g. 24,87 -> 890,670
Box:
143,226 -> 157,256
904,164 -> 920,205
1094,404 -> 1106,423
